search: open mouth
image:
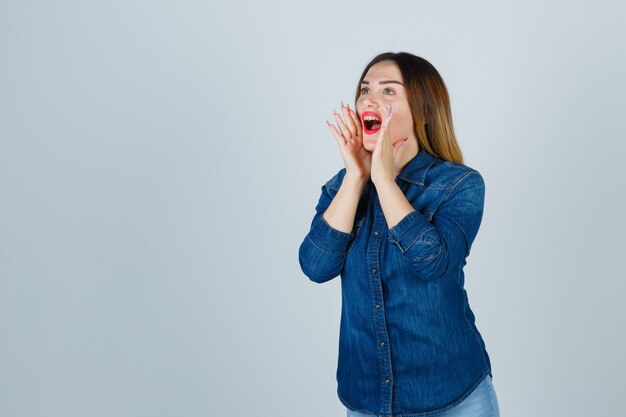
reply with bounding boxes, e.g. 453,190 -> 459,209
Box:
361,111 -> 382,134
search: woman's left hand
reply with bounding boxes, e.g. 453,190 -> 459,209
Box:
371,104 -> 407,185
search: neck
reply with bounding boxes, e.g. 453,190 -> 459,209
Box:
396,145 -> 419,176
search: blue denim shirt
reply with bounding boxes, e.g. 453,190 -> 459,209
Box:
298,148 -> 493,416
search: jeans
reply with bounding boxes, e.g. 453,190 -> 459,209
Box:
345,373 -> 500,417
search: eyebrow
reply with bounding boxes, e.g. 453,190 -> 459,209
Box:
361,80 -> 404,86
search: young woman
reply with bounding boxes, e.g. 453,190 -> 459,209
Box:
298,52 -> 500,417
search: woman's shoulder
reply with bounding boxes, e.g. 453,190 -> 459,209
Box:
323,167 -> 347,192
322,157 -> 484,192
426,155 -> 484,190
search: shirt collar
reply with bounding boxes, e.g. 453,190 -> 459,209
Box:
396,147 -> 435,184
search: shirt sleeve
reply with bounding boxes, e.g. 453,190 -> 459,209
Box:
298,169 -> 356,283
387,171 -> 485,280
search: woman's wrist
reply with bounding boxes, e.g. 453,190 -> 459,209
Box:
344,171 -> 369,187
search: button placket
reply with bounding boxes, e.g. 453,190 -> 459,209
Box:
367,195 -> 394,415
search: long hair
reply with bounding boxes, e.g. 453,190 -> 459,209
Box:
354,52 -> 464,164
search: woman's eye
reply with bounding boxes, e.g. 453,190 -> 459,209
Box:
360,87 -> 394,95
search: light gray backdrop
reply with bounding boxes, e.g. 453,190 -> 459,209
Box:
1,1 -> 624,416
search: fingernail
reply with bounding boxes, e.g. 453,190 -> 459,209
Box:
341,101 -> 345,108
326,120 -> 330,125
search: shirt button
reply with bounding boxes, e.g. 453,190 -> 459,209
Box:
372,268 -> 376,273
385,379 -> 390,384
375,304 -> 380,308
374,231 -> 379,236
380,342 -> 385,347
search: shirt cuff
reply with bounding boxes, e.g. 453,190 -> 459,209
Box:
309,214 -> 355,254
387,210 -> 436,254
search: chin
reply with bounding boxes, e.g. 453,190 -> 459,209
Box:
362,143 -> 376,152
362,137 -> 377,151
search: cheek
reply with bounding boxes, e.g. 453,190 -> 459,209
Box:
392,110 -> 412,128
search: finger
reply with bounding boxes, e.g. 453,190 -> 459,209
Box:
333,108 -> 351,139
381,104 -> 393,131
386,107 -> 394,143
326,120 -> 347,146
346,105 -> 362,138
340,102 -> 358,138
373,122 -> 384,155
379,104 -> 393,144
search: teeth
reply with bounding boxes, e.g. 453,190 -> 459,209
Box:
364,115 -> 381,121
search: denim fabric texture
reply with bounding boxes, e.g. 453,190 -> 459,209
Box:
298,148 -> 493,417
346,373 -> 499,417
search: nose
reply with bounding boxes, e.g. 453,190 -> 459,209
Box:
361,94 -> 382,110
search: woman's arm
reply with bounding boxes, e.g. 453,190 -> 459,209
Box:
323,172 -> 368,233
298,169 -> 367,283
380,171 -> 486,280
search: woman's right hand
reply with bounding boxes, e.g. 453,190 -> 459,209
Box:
326,102 -> 371,182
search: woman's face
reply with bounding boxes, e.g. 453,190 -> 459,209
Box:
356,60 -> 418,155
